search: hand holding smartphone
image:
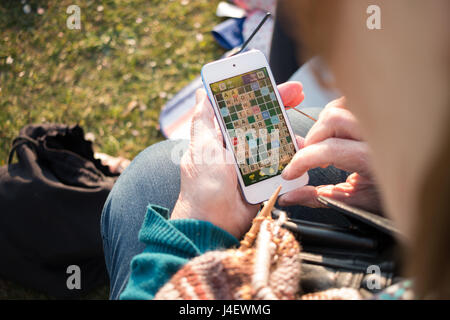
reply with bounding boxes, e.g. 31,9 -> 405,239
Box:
201,50 -> 308,204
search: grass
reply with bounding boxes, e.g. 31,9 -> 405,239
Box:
0,0 -> 225,299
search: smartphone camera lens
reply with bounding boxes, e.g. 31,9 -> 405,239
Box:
233,64 -> 236,67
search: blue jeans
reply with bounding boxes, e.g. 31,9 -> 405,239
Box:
100,108 -> 349,299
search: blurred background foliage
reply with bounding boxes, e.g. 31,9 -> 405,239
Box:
0,0 -> 224,163
0,0 -> 224,299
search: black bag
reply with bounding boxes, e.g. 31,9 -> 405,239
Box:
274,196 -> 404,297
0,124 -> 117,298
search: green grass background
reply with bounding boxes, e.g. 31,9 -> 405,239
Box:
0,0 -> 224,299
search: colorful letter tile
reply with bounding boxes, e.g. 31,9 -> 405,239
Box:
252,106 -> 261,114
271,115 -> 280,124
220,107 -> 229,117
262,111 -> 270,119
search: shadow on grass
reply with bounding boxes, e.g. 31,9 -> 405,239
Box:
0,277 -> 109,300
0,1 -> 51,30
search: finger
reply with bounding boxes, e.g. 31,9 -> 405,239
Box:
213,116 -> 224,143
332,181 -> 356,193
295,135 -> 305,149
314,184 -> 379,212
278,184 -> 353,208
190,89 -> 220,143
316,184 -> 351,199
282,138 -> 371,180
277,81 -> 304,108
194,88 -> 215,124
305,101 -> 364,146
278,184 -> 351,207
279,183 -> 368,210
278,186 -> 326,207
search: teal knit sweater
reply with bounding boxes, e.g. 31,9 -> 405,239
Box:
119,205 -> 240,300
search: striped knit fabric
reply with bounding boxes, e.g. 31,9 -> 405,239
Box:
154,216 -> 362,300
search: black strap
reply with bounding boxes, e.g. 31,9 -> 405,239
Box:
317,196 -> 403,238
8,136 -> 38,165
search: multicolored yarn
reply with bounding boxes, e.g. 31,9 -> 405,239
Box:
154,208 -> 365,300
155,213 -> 303,300
373,280 -> 414,300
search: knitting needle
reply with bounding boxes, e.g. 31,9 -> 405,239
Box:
286,106 -> 318,122
239,185 -> 282,250
260,184 -> 281,219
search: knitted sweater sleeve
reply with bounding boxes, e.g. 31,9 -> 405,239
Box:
119,205 -> 240,300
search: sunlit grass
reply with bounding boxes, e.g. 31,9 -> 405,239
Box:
0,0 -> 224,298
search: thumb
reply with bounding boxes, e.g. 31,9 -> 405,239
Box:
194,89 -> 215,120
191,89 -> 220,142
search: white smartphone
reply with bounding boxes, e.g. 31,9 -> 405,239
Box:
201,49 -> 308,204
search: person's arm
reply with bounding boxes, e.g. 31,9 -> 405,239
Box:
119,205 -> 239,300
121,83 -> 305,300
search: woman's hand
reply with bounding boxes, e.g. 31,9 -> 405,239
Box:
171,82 -> 305,239
279,97 -> 382,213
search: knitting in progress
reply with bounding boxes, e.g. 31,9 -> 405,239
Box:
154,186 -> 362,300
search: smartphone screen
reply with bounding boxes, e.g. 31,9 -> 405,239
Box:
209,67 -> 297,186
